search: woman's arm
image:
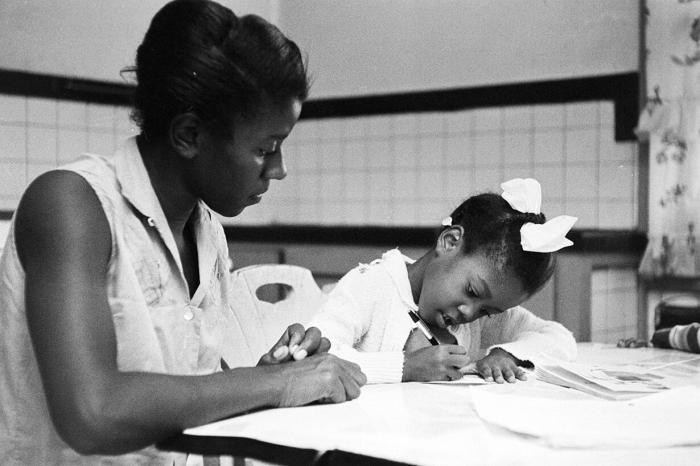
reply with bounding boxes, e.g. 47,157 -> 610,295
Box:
16,170 -> 365,455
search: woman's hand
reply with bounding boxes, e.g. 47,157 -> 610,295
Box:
258,324 -> 331,365
402,345 -> 470,382
475,348 -> 528,383
275,353 -> 367,407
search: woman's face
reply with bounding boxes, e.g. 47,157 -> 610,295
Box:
186,97 -> 302,217
417,240 -> 528,329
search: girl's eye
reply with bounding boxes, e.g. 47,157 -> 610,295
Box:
467,285 -> 478,297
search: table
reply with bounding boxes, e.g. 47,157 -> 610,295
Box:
158,344 -> 700,466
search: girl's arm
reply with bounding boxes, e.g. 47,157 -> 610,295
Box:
310,269 -> 406,383
310,271 -> 469,383
16,171 -> 365,455
480,306 -> 577,364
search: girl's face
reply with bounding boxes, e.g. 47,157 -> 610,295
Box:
417,230 -> 528,328
186,97 -> 302,217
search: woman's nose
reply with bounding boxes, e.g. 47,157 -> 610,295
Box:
265,151 -> 287,180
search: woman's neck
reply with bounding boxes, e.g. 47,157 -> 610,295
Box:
136,135 -> 197,237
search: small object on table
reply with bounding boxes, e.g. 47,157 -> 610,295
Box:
616,337 -> 650,348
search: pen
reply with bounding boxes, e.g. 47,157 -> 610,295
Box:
408,309 -> 440,346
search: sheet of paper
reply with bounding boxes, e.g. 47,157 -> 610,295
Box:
471,385 -> 700,448
426,374 -> 487,385
184,383 -> 509,466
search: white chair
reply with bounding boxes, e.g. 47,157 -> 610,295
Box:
224,264 -> 324,365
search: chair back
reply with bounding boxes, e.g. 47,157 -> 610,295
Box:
224,264 -> 323,364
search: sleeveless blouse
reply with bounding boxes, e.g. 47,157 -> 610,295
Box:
0,138 -> 236,465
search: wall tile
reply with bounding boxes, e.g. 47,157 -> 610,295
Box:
599,161 -> 635,199
565,199 -> 597,228
473,108 -> 502,132
565,128 -> 599,162
0,125 -> 26,160
27,98 -> 56,125
503,132 -> 532,166
533,129 -> 565,164
87,129 -> 115,155
534,164 -> 565,199
533,104 -> 565,128
503,106 -> 533,130
444,134 -> 472,167
474,134 -> 501,167
565,163 -> 598,199
0,161 -> 26,197
445,110 -> 473,134
26,126 -> 57,163
565,102 -> 599,128
0,95 -> 26,123
417,136 -> 443,167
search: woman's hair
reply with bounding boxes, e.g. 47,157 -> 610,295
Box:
125,0 -> 310,139
445,193 -> 555,296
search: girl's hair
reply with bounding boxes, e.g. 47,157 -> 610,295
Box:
125,0 -> 310,139
446,193 -> 555,296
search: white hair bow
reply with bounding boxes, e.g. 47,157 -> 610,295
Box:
500,178 -> 578,253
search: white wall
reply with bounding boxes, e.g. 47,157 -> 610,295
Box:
1,1 -> 638,94
0,0 -> 278,82
279,0 -> 639,98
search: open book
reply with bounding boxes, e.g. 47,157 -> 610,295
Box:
533,354 -> 700,400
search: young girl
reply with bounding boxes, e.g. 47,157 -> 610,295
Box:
0,1 -> 364,463
310,178 -> 578,384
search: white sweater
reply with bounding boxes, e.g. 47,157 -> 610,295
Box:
310,249 -> 577,383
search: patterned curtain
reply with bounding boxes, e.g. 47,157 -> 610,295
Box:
638,0 -> 700,278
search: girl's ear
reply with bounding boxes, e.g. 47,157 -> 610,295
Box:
169,113 -> 202,160
436,225 -> 464,255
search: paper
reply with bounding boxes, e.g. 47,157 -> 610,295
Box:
183,383 -> 504,466
471,385 -> 700,448
532,354 -> 700,400
426,374 -> 487,385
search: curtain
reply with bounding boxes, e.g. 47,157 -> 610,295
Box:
637,0 -> 700,278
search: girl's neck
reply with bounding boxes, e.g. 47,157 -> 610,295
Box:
406,251 -> 431,305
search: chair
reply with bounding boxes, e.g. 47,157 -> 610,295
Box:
224,264 -> 324,364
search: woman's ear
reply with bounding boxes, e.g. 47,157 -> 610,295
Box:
169,113 -> 202,160
436,226 -> 464,255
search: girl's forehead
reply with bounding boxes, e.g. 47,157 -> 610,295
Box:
454,253 -> 527,304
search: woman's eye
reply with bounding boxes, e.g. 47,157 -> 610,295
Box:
258,148 -> 275,157
467,285 -> 478,297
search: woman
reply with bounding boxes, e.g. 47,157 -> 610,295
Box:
0,1 -> 365,464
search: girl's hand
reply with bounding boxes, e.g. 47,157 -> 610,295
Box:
475,348 -> 528,383
402,345 -> 470,382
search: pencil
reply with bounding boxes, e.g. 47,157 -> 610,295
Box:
408,309 -> 440,346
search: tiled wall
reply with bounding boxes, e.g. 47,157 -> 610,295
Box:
0,95 -> 637,230
0,93 -> 641,340
590,267 -> 639,343
236,101 -> 638,230
0,94 -> 138,211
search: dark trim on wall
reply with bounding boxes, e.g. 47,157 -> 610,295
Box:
223,225 -> 647,255
0,69 -> 638,140
300,73 -> 640,141
0,211 -> 14,220
0,69 -> 133,106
